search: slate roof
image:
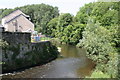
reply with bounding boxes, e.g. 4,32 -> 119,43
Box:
4,14 -> 27,24
3,9 -> 29,24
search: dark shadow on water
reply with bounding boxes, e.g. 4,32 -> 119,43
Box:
2,44 -> 95,78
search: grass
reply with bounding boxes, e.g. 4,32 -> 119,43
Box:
86,70 -> 110,78
40,37 -> 51,41
0,61 -> 5,64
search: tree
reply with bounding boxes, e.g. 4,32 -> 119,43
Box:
55,13 -> 73,39
75,2 -> 95,24
75,2 -> 119,26
101,10 -> 118,26
19,4 -> 59,34
57,13 -> 73,27
0,4 -> 59,34
46,18 -> 58,37
69,23 -> 85,44
0,8 -> 14,19
77,19 -> 118,78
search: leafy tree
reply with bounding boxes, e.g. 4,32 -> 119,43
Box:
55,13 -> 73,39
100,9 -> 118,26
46,18 -> 58,37
75,2 -> 95,24
47,13 -> 85,45
61,25 -> 73,43
77,19 -> 118,78
57,13 -> 73,27
75,2 -> 119,26
77,19 -> 112,61
0,8 -> 14,18
0,39 -> 8,48
0,4 -> 59,34
61,23 -> 85,45
19,4 -> 59,34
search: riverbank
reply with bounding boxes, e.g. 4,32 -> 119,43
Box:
2,44 -> 95,78
1,32 -> 59,73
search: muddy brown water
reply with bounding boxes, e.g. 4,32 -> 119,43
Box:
1,44 -> 95,78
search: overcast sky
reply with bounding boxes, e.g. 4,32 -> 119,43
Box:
0,0 -> 97,15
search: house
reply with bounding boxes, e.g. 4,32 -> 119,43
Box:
1,10 -> 34,32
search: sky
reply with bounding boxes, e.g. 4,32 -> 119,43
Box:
0,0 -> 97,15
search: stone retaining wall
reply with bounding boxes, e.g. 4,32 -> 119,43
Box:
1,32 -> 59,73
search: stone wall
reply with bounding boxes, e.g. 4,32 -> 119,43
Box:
1,32 -> 59,73
2,32 -> 31,44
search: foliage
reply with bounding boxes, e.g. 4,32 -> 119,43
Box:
57,13 -> 73,28
1,2 -> 119,78
55,13 -> 73,39
46,18 -> 58,37
87,69 -> 110,78
75,2 -> 119,26
0,8 -> 13,18
47,2 -> 119,45
0,39 -> 8,47
101,10 -> 118,26
61,23 -> 85,45
75,2 -> 119,78
20,4 -> 59,34
75,2 -> 95,24
77,19 -> 112,62
2,41 -> 58,73
0,4 -> 59,34
105,25 -> 120,54
47,13 -> 85,45
77,19 -> 118,78
50,38 -> 61,46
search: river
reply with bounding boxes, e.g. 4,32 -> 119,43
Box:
2,44 -> 95,78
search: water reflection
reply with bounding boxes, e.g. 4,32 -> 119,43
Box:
76,59 -> 95,78
2,44 -> 95,78
60,44 -> 86,58
59,44 -> 95,78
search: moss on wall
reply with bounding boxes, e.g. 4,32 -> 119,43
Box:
2,32 -> 59,73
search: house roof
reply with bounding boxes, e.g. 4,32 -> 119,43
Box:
4,14 -> 27,24
3,9 -> 29,24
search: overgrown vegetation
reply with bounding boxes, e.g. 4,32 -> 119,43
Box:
0,2 -> 119,78
47,13 -> 85,45
0,39 -> 8,47
0,4 -> 59,34
76,2 -> 119,78
77,19 -> 118,78
47,2 -> 119,78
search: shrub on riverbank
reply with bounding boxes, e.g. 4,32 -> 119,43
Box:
86,69 -> 110,78
77,19 -> 118,78
46,13 -> 85,45
0,39 -> 8,47
75,2 -> 119,78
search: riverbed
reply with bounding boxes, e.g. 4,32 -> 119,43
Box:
2,44 -> 95,78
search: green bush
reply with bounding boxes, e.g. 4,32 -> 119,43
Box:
86,69 -> 110,78
77,19 -> 118,78
0,39 -> 8,47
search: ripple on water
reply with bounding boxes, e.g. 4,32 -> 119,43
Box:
1,45 -> 95,78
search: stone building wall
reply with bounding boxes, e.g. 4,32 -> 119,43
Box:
2,32 -> 31,44
1,32 -> 59,73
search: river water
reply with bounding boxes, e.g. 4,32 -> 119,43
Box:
2,44 -> 95,78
